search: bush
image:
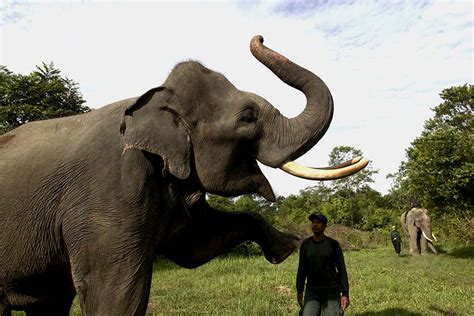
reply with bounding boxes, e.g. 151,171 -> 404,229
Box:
326,225 -> 388,250
360,207 -> 398,231
228,241 -> 262,257
435,212 -> 473,246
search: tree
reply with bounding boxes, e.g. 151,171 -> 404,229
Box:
326,146 -> 378,227
391,84 -> 473,216
0,62 -> 90,134
328,146 -> 378,192
207,194 -> 235,211
273,184 -> 332,236
386,163 -> 410,212
425,84 -> 473,133
234,194 -> 278,225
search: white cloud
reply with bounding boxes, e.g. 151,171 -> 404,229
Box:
1,0 -> 472,196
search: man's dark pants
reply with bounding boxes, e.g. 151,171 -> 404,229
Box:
392,241 -> 401,255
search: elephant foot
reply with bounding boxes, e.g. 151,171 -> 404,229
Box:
261,226 -> 300,264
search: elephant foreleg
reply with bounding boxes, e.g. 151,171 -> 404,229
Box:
66,224 -> 156,316
72,252 -> 154,316
166,205 -> 300,268
408,233 -> 420,255
420,235 -> 429,254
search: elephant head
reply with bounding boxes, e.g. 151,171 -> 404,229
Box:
120,36 -> 368,201
411,208 -> 437,243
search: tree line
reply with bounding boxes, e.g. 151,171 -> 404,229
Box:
1,64 -> 472,244
0,62 -> 89,134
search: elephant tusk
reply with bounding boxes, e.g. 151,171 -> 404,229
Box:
422,231 -> 434,243
432,233 -> 437,241
310,156 -> 363,170
279,157 -> 369,180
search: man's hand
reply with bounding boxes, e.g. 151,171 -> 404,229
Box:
340,295 -> 350,310
297,293 -> 304,307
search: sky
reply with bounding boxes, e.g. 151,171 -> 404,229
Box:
1,0 -> 472,197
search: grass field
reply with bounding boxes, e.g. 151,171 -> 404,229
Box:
14,244 -> 473,315
142,245 -> 473,315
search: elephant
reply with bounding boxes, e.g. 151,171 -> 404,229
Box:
400,207 -> 438,256
0,35 -> 368,315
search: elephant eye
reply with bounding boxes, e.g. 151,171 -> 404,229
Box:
240,108 -> 257,123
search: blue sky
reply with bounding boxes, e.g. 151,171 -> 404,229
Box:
1,0 -> 472,196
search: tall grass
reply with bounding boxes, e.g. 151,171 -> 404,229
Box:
13,245 -> 473,315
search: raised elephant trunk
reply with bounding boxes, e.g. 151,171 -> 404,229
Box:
250,35 -> 368,179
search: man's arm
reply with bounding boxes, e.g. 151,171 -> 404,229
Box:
334,240 -> 350,309
392,231 -> 401,242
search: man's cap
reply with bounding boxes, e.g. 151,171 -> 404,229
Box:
308,213 -> 328,224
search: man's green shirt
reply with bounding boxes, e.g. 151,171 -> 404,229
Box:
296,236 -> 349,298
390,230 -> 401,242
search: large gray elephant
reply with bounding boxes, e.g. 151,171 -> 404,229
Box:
400,207 -> 438,256
0,36 -> 368,315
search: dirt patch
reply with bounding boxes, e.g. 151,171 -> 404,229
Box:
275,285 -> 294,296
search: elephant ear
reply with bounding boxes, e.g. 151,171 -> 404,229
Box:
120,87 -> 191,179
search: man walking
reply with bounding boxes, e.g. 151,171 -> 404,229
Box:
390,226 -> 402,256
296,213 -> 350,316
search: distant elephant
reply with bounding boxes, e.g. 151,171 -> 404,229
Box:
400,208 -> 438,255
0,35 -> 368,315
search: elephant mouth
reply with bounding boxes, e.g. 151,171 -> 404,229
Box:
251,171 -> 275,202
245,156 -> 275,201
206,151 -> 276,202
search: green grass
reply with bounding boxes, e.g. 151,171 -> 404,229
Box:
143,246 -> 473,315
14,245 -> 474,315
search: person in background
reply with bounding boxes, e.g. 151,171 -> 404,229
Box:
296,213 -> 349,316
390,225 -> 402,256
